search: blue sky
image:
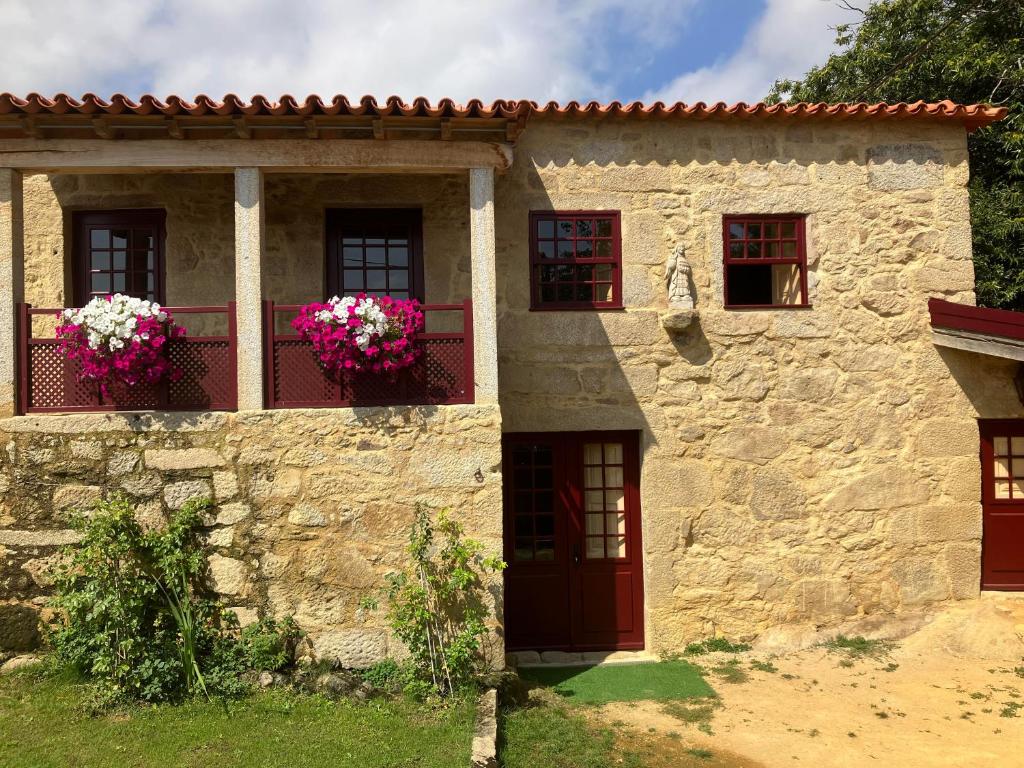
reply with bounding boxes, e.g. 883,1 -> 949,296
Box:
0,0 -> 863,104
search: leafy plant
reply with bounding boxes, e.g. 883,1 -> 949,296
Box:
49,494 -> 296,705
823,635 -> 894,659
239,616 -> 302,672
682,637 -> 751,656
377,505 -> 506,697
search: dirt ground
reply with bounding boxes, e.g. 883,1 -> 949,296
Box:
602,595 -> 1024,768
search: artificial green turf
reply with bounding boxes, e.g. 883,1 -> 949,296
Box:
500,704 -> 645,768
0,670 -> 474,768
518,661 -> 714,704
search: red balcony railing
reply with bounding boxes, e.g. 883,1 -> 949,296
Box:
263,299 -> 474,409
16,303 -> 238,414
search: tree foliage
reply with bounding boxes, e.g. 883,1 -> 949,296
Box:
768,0 -> 1024,309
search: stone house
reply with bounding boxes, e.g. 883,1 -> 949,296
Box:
0,93 -> 1018,663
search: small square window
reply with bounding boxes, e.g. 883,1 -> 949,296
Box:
723,215 -> 808,309
530,211 -> 622,310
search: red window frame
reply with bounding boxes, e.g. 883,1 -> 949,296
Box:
529,210 -> 623,310
72,209 -> 166,306
722,214 -> 809,309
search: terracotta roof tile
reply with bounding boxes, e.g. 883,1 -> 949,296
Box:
0,93 -> 1007,130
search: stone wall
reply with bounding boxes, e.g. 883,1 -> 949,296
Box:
0,405 -> 502,662
493,117 -> 1024,651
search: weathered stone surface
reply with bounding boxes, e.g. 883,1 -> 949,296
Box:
145,448 -> 226,471
52,484 -> 102,513
0,654 -> 41,674
0,604 -> 40,651
215,502 -> 251,526
208,554 -> 248,596
164,480 -> 212,510
312,629 -> 388,668
288,503 -> 327,527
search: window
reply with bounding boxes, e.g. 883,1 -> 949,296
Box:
530,211 -> 622,310
73,210 -> 166,305
992,436 -> 1024,500
582,441 -> 627,560
723,215 -> 808,308
326,209 -> 423,301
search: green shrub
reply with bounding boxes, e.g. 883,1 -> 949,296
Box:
373,505 -> 506,698
360,658 -> 407,691
49,494 -> 297,705
240,616 -> 303,672
682,637 -> 751,656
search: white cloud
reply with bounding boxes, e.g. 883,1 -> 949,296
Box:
0,0 -> 698,103
644,0 -> 872,105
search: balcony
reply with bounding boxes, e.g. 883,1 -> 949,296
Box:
15,299 -> 476,414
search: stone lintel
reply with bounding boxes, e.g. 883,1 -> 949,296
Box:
0,139 -> 514,173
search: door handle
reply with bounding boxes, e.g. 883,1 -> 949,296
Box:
573,544 -> 581,567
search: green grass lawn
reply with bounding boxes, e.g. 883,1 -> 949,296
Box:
518,661 -> 714,704
0,670 -> 474,768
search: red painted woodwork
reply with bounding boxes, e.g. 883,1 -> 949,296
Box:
17,303 -> 237,414
72,209 -> 166,305
722,214 -> 809,309
503,431 -> 644,651
929,298 -> 1024,342
980,419 -> 1024,590
529,211 -> 623,310
264,300 -> 474,409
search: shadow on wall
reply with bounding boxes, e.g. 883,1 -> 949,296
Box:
938,347 -> 1024,420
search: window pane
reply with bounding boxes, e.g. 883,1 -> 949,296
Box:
515,539 -> 534,561
586,537 -> 605,559
584,443 -> 602,464
91,251 -> 110,270
91,273 -> 110,293
576,220 -> 592,237
537,241 -> 555,259
729,223 -> 744,239
995,437 -> 1010,455
1012,458 -> 1024,477
535,491 -> 553,513
765,223 -> 779,238
343,270 -> 364,290
557,284 -> 574,302
558,241 -> 574,259
535,540 -> 555,560
536,219 -> 555,238
747,242 -> 763,258
585,489 -> 604,512
343,246 -> 364,266
604,443 -> 623,464
390,271 -> 409,290
595,219 -> 612,237
605,489 -> 625,511
388,246 -> 408,266
1012,437 -> 1024,454
575,284 -> 594,302
557,220 -> 574,237
365,269 -> 385,290
605,466 -> 624,488
747,223 -> 761,238
516,516 -> 534,537
595,284 -> 613,302
576,240 -> 593,258
995,457 -> 1010,478
534,467 -> 553,488
595,264 -> 613,281
765,242 -> 780,258
996,480 -> 1011,499
781,221 -> 797,238
112,251 -> 126,270
585,466 -> 603,488
113,273 -> 126,292
586,513 -> 604,535
611,536 -> 627,558
782,241 -> 798,258
536,515 -> 554,536
771,264 -> 803,305
540,286 -> 556,302
111,230 -> 129,248
595,240 -> 612,257
90,229 -> 110,248
729,242 -> 744,259
365,247 -> 386,266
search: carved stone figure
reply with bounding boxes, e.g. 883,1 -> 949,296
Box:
665,243 -> 694,310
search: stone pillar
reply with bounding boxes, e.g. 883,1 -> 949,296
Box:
469,167 -> 499,405
0,169 -> 24,418
234,167 -> 265,410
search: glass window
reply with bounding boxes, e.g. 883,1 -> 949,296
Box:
530,211 -> 622,309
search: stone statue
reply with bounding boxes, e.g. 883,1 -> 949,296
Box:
665,243 -> 694,310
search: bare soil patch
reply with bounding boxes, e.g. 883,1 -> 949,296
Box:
602,595 -> 1024,767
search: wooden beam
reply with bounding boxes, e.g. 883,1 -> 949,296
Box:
232,117 -> 252,139
166,118 -> 185,139
372,118 -> 385,139
303,118 -> 318,139
440,119 -> 453,141
16,116 -> 42,139
0,138 -> 515,173
91,118 -> 114,140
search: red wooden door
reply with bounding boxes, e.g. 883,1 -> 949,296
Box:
503,432 -> 644,651
980,420 -> 1024,590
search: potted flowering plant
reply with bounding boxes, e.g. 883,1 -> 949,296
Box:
55,294 -> 185,396
292,293 -> 425,376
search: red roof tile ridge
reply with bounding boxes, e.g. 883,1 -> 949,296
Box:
0,93 -> 1007,128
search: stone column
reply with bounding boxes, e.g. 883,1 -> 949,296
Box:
469,167 -> 499,405
234,167 -> 265,410
0,169 -> 24,418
